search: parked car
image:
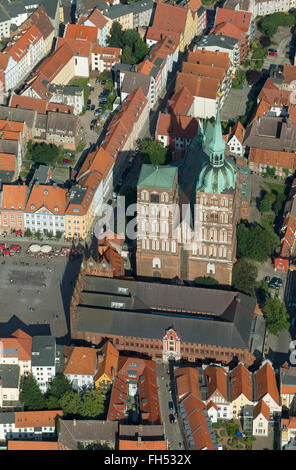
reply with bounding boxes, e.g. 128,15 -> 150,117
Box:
63,158 -> 72,164
113,192 -> 117,201
269,277 -> 280,289
276,278 -> 283,287
268,49 -> 278,56
91,104 -> 95,111
168,401 -> 174,410
64,152 -> 72,157
265,276 -> 271,284
87,99 -> 91,105
169,414 -> 175,424
101,80 -> 106,86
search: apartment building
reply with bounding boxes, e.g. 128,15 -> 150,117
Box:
0,185 -> 27,233
91,45 -> 121,73
16,5 -> 55,56
95,341 -> 119,392
0,329 -> 32,377
196,35 -> 240,71
0,0 -> 28,41
0,410 -> 62,441
156,113 -> 199,152
0,364 -> 20,408
84,8 -> 110,46
31,336 -> 58,394
63,346 -> 98,391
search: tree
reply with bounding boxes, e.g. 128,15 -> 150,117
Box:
259,35 -> 271,48
259,19 -> 278,37
20,375 -> 46,410
79,390 -> 106,418
236,222 -> 279,262
194,276 -> 219,287
56,231 -> 63,240
259,198 -> 272,214
59,391 -> 81,416
256,279 -> 270,306
35,230 -> 41,240
273,193 -> 286,215
25,228 -> 32,237
123,29 -> 141,47
134,39 -> 149,62
107,21 -> 124,48
47,375 -> 72,399
263,297 -> 290,335
140,139 -> 168,166
265,166 -> 276,178
232,259 -> 258,296
121,45 -> 136,65
46,395 -> 61,410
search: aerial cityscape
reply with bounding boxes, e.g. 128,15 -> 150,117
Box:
1,0 -> 296,453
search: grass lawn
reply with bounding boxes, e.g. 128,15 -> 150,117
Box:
265,181 -> 286,194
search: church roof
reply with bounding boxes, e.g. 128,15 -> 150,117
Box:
138,164 -> 177,190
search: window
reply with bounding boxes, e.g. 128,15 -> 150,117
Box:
152,257 -> 161,269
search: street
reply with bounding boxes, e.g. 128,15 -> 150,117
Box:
156,363 -> 185,451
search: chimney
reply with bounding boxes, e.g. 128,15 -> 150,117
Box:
137,436 -> 141,448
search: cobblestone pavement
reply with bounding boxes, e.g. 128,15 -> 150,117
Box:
221,85 -> 249,121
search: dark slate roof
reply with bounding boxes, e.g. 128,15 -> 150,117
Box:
0,364 -> 20,389
121,71 -> 150,97
197,34 -> 238,50
280,367 -> 296,386
119,424 -> 164,439
58,419 -> 118,450
243,116 -> 296,153
105,0 -> 153,19
72,276 -> 259,351
31,335 -> 56,367
0,106 -> 37,130
0,412 -> 15,424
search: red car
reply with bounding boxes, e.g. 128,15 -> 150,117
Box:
268,49 -> 277,56
63,158 -> 72,164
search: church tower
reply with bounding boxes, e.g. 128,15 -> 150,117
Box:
187,107 -> 239,285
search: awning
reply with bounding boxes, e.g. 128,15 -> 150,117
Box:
29,244 -> 41,253
40,245 -> 52,253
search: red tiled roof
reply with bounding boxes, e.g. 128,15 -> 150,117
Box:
229,363 -> 253,401
0,184 -> 27,210
6,25 -> 43,63
168,86 -> 194,116
212,21 -> 248,42
0,153 -> 16,172
156,113 -> 199,139
249,147 -> 296,171
64,24 -> 98,43
187,49 -> 230,71
14,410 -> 63,428
8,441 -> 59,450
95,340 -> 119,383
152,2 -> 188,34
119,440 -> 167,450
10,94 -> 47,114
254,362 -> 280,405
63,346 -> 98,376
86,8 -> 108,29
176,72 -> 218,99
1,329 -> 32,361
253,399 -> 270,421
215,8 -> 252,33
146,26 -> 181,44
228,121 -> 245,143
205,365 -> 228,401
24,185 -> 68,215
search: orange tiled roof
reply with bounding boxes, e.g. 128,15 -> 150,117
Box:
192,425 -> 215,450
119,440 -> 167,450
229,363 -> 253,401
215,8 -> 252,33
156,113 -> 199,139
24,184 -> 68,215
168,86 -> 194,116
6,25 -> 43,63
249,147 -> 296,171
95,340 -> 119,383
254,362 -> 280,404
176,72 -> 218,99
0,184 -> 27,210
212,21 -> 247,42
205,365 -> 228,401
86,8 -> 109,29
229,121 -> 245,143
146,26 -> 181,44
182,61 -> 225,84
187,49 -> 230,72
186,0 -> 202,12
1,329 -> 32,361
283,65 -> 296,84
63,346 -> 98,376
10,94 -> 47,114
8,441 -> 59,450
64,24 -> 98,44
14,410 -> 63,428
253,399 -> 270,421
0,153 -> 16,172
152,2 -> 188,34
206,400 -> 218,411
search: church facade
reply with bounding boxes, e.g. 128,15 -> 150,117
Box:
136,109 -> 250,285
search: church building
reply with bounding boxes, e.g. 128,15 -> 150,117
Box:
136,108 -> 250,285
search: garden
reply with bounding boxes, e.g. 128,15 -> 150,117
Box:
212,421 -> 255,450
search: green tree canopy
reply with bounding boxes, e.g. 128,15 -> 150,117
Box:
134,39 -> 149,62
59,391 -> 81,416
262,297 -> 290,335
79,390 -> 106,418
20,375 -> 46,410
259,198 -> 271,214
107,23 -> 149,65
46,395 -> 61,410
194,276 -> 219,287
107,21 -> 124,48
47,375 -> 73,399
236,222 -> 279,262
140,139 -> 168,166
232,258 -> 258,296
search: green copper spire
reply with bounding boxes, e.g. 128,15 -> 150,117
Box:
208,106 -> 226,168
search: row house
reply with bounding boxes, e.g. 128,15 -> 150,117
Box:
227,121 -> 246,157
66,147 -> 114,239
0,329 -> 32,377
224,0 -> 295,17
174,367 -> 220,450
91,45 -> 121,73
280,364 -> 296,448
0,25 -> 45,93
9,93 -> 74,116
104,0 -> 154,32
248,147 -> 296,177
156,113 -> 199,152
0,151 -> 17,184
0,185 -> 27,233
0,119 -> 27,176
0,410 -> 62,441
167,87 -> 195,117
15,5 -> 55,57
274,180 -> 296,272
24,184 -> 67,237
31,336 -> 59,394
101,87 -> 149,185
107,356 -> 161,425
84,8 -> 110,46
0,0 -> 28,41
184,0 -> 207,36
34,112 -> 81,150
0,364 -> 20,408
195,35 -> 240,73
63,346 -> 98,391
95,341 -> 119,393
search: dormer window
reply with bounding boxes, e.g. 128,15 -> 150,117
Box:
54,206 -> 58,212
31,204 -> 35,210
44,189 -> 48,195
